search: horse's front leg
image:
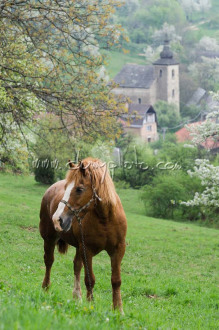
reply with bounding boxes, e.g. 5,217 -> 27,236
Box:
73,247 -> 83,301
110,242 -> 126,313
42,240 -> 56,289
80,246 -> 95,301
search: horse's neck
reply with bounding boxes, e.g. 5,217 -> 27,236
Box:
94,201 -> 111,220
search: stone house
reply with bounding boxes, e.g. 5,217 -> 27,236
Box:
113,39 -> 180,141
120,104 -> 158,143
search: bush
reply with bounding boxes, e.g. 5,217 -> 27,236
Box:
34,157 -> 55,184
114,137 -> 159,188
158,142 -> 206,172
141,171 -> 202,220
114,180 -> 130,189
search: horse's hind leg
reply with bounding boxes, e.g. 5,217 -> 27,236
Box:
42,240 -> 55,289
73,248 -> 83,300
110,242 -> 126,313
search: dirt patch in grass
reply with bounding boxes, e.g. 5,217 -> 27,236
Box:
20,226 -> 38,232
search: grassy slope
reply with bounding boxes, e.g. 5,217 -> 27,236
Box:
103,50 -> 146,78
0,173 -> 219,329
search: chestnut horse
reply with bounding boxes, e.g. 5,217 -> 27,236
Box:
39,157 -> 127,312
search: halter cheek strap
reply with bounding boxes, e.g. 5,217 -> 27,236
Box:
60,200 -> 75,213
60,191 -> 98,223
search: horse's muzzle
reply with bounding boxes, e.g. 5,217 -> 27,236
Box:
59,215 -> 72,232
52,217 -> 63,232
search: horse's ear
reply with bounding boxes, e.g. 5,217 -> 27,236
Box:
79,161 -> 86,176
68,160 -> 75,168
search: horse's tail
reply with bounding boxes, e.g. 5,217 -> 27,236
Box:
56,239 -> 69,254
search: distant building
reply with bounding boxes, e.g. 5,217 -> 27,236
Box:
197,50 -> 219,61
186,88 -> 219,119
113,38 -> 180,141
186,87 -> 206,107
120,104 -> 158,143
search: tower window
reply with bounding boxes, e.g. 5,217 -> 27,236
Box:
172,69 -> 175,78
146,125 -> 152,131
159,70 -> 162,78
172,89 -> 175,98
138,98 -> 141,104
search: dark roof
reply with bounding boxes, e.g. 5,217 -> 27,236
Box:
153,38 -> 179,65
186,88 -> 206,106
198,50 -> 219,59
114,64 -> 155,89
186,88 -> 219,112
122,104 -> 157,127
153,58 -> 179,65
129,118 -> 144,126
128,104 -> 152,116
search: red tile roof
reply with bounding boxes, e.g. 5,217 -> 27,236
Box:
175,121 -> 219,150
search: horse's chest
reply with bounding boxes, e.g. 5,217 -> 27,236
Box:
59,231 -> 79,247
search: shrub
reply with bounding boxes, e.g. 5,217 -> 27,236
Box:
114,180 -> 130,189
34,157 -> 55,184
114,136 -> 159,188
141,171 -> 202,220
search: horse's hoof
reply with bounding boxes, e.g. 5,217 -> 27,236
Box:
86,295 -> 93,302
73,290 -> 82,302
120,308 -> 125,315
113,305 -> 124,315
42,282 -> 50,290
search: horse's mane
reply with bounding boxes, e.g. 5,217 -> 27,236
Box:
66,157 -> 117,205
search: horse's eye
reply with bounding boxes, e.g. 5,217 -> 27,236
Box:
76,186 -> 84,194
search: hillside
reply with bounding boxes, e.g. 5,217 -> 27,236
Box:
105,0 -> 219,79
0,173 -> 218,329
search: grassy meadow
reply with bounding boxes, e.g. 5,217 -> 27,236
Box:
103,50 -> 146,78
0,173 -> 219,329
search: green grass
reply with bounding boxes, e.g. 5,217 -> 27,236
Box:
0,173 -> 219,329
103,50 -> 146,78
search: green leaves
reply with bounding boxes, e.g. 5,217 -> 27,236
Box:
0,0 -> 126,162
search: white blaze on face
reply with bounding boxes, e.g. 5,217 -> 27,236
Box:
52,181 -> 75,223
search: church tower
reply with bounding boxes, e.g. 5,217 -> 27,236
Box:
153,38 -> 180,114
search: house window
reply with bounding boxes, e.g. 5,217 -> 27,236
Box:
146,113 -> 155,123
172,69 -> 175,78
138,98 -> 141,104
172,89 -> 175,98
146,125 -> 152,131
159,70 -> 162,77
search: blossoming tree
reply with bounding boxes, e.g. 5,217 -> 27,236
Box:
182,93 -> 219,209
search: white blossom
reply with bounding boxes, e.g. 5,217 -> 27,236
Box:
182,95 -> 219,208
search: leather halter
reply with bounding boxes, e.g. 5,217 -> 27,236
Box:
60,187 -> 101,223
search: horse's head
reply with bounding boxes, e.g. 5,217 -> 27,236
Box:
52,159 -> 97,232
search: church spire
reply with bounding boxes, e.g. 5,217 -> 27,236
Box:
160,35 -> 173,59
153,36 -> 178,65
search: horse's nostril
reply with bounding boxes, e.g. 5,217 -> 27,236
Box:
59,216 -> 63,227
